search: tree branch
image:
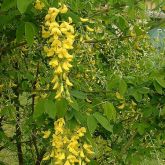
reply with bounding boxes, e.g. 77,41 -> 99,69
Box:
13,82 -> 24,164
121,131 -> 137,154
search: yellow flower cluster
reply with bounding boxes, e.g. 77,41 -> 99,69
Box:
42,118 -> 94,165
42,5 -> 75,101
34,0 -> 45,10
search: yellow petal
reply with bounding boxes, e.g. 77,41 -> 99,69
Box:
34,0 -> 45,10
50,150 -> 54,157
60,27 -> 68,33
55,90 -> 62,99
66,78 -> 73,86
85,34 -> 91,40
115,92 -> 124,100
53,81 -> 60,90
62,73 -> 67,80
51,27 -> 61,35
83,144 -> 94,155
80,17 -> 89,22
86,25 -> 94,32
47,49 -> 54,57
68,17 -> 73,24
49,59 -> 59,67
80,150 -> 85,158
48,7 -> 59,15
62,62 -> 70,71
43,46 -> 48,52
117,103 -> 125,109
60,4 -> 68,13
55,65 -> 63,74
55,152 -> 65,160
43,130 -> 51,138
52,75 -> 59,83
64,160 -> 71,165
42,155 -> 50,160
85,157 -> 90,163
49,22 -> 59,30
45,14 -> 51,21
132,100 -> 137,106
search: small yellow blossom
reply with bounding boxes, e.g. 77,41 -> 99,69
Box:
66,78 -> 73,86
55,152 -> 65,160
80,17 -> 89,22
53,81 -> 60,90
55,91 -> 62,99
64,160 -> 71,165
50,150 -> 54,157
67,155 -> 79,163
132,100 -> 137,106
46,48 -> 54,57
55,65 -> 63,74
43,130 -> 51,138
116,92 -> 124,100
83,143 -> 94,155
77,127 -> 86,137
60,5 -> 68,13
55,118 -> 65,127
49,59 -> 59,67
117,103 -> 125,109
68,17 -> 73,24
48,7 -> 59,15
42,155 -> 50,160
85,157 -> 90,162
86,25 -> 94,32
85,34 -> 91,40
80,150 -> 85,158
34,0 -> 45,10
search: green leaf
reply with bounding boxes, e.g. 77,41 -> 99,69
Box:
138,87 -> 150,94
134,25 -> 143,35
153,81 -> 162,94
67,118 -> 77,130
137,123 -> 149,135
160,106 -> 165,116
69,98 -> 80,111
89,160 -> 99,165
65,111 -> 74,120
56,99 -> 68,118
107,75 -> 120,90
70,90 -> 87,99
117,15 -> 129,31
87,115 -> 97,135
73,109 -> 86,125
93,112 -> 113,132
33,100 -> 45,118
17,0 -> 33,14
1,0 -> 17,11
1,105 -> 15,118
119,79 -> 127,95
156,77 -> 165,88
129,89 -> 142,102
44,100 -> 57,119
0,15 -> 15,25
16,22 -> 25,42
102,102 -> 116,122
25,22 -> 35,46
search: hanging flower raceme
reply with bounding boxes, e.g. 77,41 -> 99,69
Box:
42,5 -> 75,101
42,118 -> 94,164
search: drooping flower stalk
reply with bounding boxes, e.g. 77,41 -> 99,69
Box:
42,5 -> 75,101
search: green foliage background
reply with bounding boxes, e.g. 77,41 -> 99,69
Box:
0,0 -> 165,164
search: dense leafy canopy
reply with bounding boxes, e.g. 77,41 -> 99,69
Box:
0,0 -> 165,164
